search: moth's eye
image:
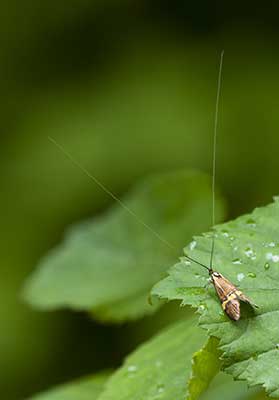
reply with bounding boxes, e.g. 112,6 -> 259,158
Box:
213,272 -> 220,277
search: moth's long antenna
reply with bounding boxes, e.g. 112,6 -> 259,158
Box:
184,255 -> 210,271
48,54 -> 224,274
48,136 -> 175,251
209,50 -> 224,270
48,138 -> 212,271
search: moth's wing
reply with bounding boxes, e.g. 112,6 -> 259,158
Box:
235,290 -> 259,308
212,273 -> 238,302
225,298 -> 241,321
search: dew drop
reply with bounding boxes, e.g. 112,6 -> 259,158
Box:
232,258 -> 242,265
127,365 -> 138,373
230,236 -> 235,241
189,241 -> 197,250
273,195 -> 279,202
237,273 -> 245,282
221,229 -> 229,237
244,247 -> 256,260
263,241 -> 276,248
155,360 -> 162,368
247,272 -> 256,278
198,304 -> 206,312
276,344 -> 279,350
266,252 -> 279,262
246,218 -> 256,227
264,262 -> 270,270
157,384 -> 165,394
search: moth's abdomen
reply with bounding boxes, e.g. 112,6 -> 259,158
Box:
223,298 -> 240,321
221,289 -> 241,320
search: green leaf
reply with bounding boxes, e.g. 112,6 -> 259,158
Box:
187,336 -> 221,400
199,372 -> 260,400
98,316 -> 207,400
23,170 -> 225,322
152,198 -> 279,397
28,371 -> 110,400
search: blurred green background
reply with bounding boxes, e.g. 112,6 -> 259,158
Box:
2,1 -> 279,399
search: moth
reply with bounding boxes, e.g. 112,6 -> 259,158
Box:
51,52 -> 258,321
211,271 -> 255,320
186,254 -> 258,321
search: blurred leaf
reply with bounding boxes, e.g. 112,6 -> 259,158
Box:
199,372 -> 259,400
187,336 -> 221,400
98,316 -> 207,400
28,371 -> 110,400
23,170 -> 225,322
152,198 -> 279,397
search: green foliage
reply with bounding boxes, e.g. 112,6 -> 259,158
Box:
28,329 -> 266,400
152,198 -> 279,397
29,371 -> 110,400
199,372 -> 259,400
23,170 -> 225,322
187,336 -> 221,400
98,317 -> 207,400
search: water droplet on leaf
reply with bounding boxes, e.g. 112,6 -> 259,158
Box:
155,360 -> 162,368
232,258 -> 242,265
189,241 -> 197,250
264,262 -> 270,270
127,365 -> 138,373
266,252 -> 279,262
244,247 -> 256,260
157,384 -> 165,394
198,304 -> 206,312
248,272 -> 256,278
246,218 -> 256,227
237,273 -> 245,282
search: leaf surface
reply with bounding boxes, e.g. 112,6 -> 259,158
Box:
28,371 -> 110,400
97,316 -> 207,400
187,336 -> 221,400
199,372 -> 260,400
152,199 -> 279,397
23,170 -> 225,322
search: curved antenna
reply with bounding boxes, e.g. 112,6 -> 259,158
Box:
209,50 -> 224,270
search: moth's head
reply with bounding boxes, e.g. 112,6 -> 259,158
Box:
212,271 -> 221,278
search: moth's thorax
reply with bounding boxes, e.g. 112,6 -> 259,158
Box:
211,271 -> 221,278
210,271 -> 237,302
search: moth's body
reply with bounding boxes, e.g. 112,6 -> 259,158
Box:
210,270 -> 256,321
